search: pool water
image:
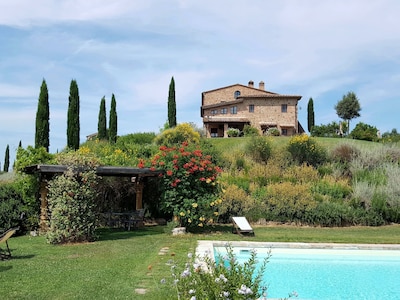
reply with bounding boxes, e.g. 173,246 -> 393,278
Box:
214,247 -> 400,300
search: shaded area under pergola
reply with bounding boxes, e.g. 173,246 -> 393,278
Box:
24,164 -> 163,231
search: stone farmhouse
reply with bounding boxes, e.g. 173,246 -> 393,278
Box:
201,80 -> 304,138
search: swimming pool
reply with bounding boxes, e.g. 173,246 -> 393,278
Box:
197,241 -> 400,300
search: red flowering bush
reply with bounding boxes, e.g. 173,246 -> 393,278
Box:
141,141 -> 222,228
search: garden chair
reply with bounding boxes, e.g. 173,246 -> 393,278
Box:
124,209 -> 145,231
0,227 -> 19,260
231,217 -> 254,236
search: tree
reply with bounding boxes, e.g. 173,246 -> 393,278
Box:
67,79 -> 80,150
109,94 -> 117,143
168,76 -> 177,128
307,97 -> 315,132
335,91 -> 361,135
98,96 -> 107,140
35,79 -> 50,151
3,144 -> 9,172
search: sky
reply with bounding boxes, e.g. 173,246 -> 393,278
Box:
1,0 -> 400,168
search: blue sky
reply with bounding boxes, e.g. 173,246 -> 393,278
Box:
1,0 -> 400,167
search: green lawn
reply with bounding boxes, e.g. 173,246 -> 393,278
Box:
1,225 -> 400,299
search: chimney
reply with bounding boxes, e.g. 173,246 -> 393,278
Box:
248,80 -> 254,88
259,81 -> 265,90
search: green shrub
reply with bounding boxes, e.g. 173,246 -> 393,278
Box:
14,146 -> 56,172
0,183 -> 24,230
310,121 -> 342,137
218,183 -> 255,222
145,142 -> 222,228
227,128 -> 240,137
287,134 -> 327,167
304,201 -> 351,226
243,124 -> 259,137
311,177 -> 352,202
245,136 -> 272,163
46,168 -> 99,244
116,132 -> 156,145
283,164 -> 319,184
155,123 -> 201,146
265,127 -> 280,136
350,122 -> 378,141
263,182 -> 317,223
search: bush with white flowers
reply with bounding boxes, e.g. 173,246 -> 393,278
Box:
161,243 -> 269,300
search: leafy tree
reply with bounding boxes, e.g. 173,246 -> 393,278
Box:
35,79 -> 50,151
3,144 -> 10,172
168,76 -> 177,128
98,96 -> 107,140
335,91 -> 361,135
67,79 -> 80,150
307,97 -> 315,132
311,121 -> 341,137
109,94 -> 117,143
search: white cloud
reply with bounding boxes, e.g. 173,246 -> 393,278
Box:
1,0 -> 400,164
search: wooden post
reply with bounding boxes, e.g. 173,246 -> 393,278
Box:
134,181 -> 144,210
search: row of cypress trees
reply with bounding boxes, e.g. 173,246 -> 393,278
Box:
97,94 -> 117,143
33,75 -> 176,155
34,79 -> 118,153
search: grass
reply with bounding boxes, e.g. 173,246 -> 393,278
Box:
208,136 -> 397,154
1,224 -> 400,299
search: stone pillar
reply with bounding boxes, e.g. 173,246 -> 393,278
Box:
39,180 -> 49,232
223,123 -> 229,138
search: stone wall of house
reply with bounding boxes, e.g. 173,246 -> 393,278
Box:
202,84 -> 272,106
202,82 -> 301,136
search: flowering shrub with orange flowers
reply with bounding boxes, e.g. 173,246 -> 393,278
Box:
141,141 -> 222,228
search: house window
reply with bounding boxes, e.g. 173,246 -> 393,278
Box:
230,106 -> 237,114
281,104 -> 288,113
211,109 -> 218,115
281,128 -> 288,136
249,104 -> 254,113
234,90 -> 241,99
210,128 -> 218,137
221,108 -> 228,114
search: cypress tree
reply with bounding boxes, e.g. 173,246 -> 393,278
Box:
67,79 -> 80,150
4,144 -> 9,172
307,97 -> 315,132
35,79 -> 50,151
168,76 -> 177,128
98,96 -> 107,140
109,94 -> 117,143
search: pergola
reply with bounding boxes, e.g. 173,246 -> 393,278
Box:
24,164 -> 163,231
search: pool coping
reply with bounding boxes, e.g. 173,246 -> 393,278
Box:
196,240 -> 400,261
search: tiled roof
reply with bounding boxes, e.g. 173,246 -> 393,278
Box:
202,83 -> 277,95
240,94 -> 302,100
203,116 -> 250,123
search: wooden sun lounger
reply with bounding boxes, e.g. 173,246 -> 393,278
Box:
0,227 -> 19,260
231,217 -> 254,236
